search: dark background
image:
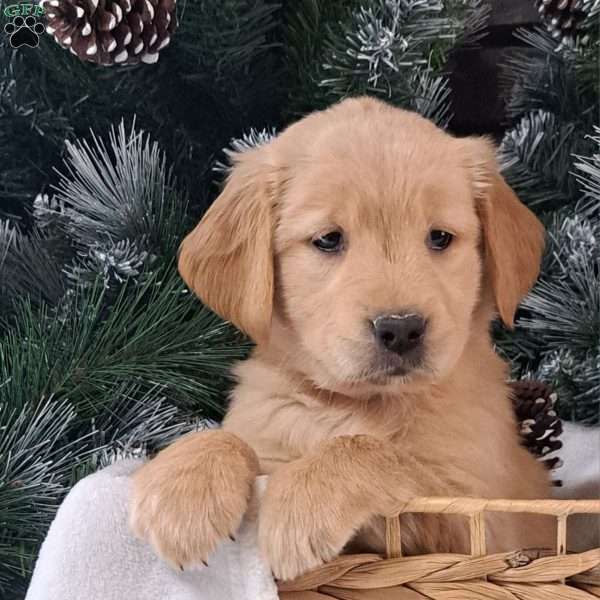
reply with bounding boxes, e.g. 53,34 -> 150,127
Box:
451,0 -> 540,137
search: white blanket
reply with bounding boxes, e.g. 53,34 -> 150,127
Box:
554,421 -> 600,551
25,459 -> 278,600
25,423 -> 599,600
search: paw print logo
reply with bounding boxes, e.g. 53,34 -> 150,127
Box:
4,15 -> 45,48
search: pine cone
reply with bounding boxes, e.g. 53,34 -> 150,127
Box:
43,0 -> 177,66
510,380 -> 563,485
535,0 -> 585,45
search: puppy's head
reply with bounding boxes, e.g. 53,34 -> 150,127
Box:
179,98 -> 544,394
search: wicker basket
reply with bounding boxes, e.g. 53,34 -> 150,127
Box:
278,497 -> 600,599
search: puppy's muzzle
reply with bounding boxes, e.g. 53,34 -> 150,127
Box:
372,313 -> 426,357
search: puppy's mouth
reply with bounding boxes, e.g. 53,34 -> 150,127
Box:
363,366 -> 413,384
384,365 -> 413,377
318,338 -> 431,388
354,357 -> 427,385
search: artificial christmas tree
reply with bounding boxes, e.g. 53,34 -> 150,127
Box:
0,0 -> 598,596
495,0 -> 600,424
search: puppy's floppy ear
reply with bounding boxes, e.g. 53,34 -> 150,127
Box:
178,146 -> 279,344
461,137 -> 545,328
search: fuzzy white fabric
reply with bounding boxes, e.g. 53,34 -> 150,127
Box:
25,459 -> 278,600
554,421 -> 600,551
25,424 -> 599,600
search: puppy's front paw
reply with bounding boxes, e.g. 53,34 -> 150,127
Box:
129,430 -> 259,570
258,462 -> 368,581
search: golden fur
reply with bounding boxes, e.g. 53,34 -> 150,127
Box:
130,97 -> 553,581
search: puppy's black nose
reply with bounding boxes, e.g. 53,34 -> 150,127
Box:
373,314 -> 426,355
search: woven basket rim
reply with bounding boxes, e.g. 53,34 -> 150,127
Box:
278,496 -> 600,598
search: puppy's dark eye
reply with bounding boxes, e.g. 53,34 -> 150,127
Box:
313,231 -> 343,253
428,230 -> 454,251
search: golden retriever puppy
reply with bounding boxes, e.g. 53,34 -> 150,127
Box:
130,96 -> 554,580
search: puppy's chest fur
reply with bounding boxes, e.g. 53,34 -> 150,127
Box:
223,354 -> 554,553
223,354 -> 517,493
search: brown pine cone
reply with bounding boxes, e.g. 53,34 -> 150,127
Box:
510,380 -> 563,486
535,0 -> 586,45
43,0 -> 177,66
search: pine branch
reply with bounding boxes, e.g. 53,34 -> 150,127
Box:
88,385 -> 204,457
498,110 -> 590,211
442,0 -> 490,48
405,68 -> 452,127
50,120 -> 189,260
1,266 -> 250,420
501,28 -> 595,126
64,240 -> 153,293
573,126 -> 600,212
319,1 -> 468,107
283,0 -> 486,119
534,346 -> 600,424
73,382 -> 212,482
501,33 -> 572,123
282,0 -> 356,115
0,397 -> 93,594
213,127 -> 278,174
519,263 -> 600,353
543,208 -> 600,277
175,0 -> 280,86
